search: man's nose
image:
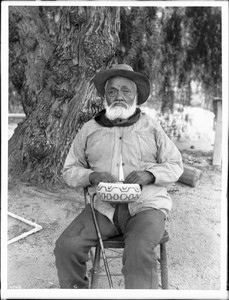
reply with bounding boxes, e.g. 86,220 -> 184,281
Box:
115,89 -> 124,100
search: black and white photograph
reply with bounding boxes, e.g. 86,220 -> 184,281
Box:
1,1 -> 228,299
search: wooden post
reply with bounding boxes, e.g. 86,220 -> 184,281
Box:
212,98 -> 222,166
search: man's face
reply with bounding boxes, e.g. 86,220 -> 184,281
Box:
105,77 -> 137,108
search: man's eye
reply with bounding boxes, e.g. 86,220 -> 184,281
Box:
123,89 -> 130,93
108,90 -> 116,96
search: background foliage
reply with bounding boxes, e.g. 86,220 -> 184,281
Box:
118,6 -> 221,112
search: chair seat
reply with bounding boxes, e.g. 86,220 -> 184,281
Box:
102,230 -> 169,248
103,235 -> 125,248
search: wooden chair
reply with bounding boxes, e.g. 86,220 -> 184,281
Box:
84,188 -> 169,289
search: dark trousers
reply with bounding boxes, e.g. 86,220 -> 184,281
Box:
54,203 -> 165,289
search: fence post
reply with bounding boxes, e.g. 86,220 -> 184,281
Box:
212,98 -> 222,166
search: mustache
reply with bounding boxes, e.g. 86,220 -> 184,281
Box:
110,100 -> 129,108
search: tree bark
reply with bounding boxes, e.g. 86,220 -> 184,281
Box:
9,6 -> 120,188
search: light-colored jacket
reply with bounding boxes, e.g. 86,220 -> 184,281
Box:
63,112 -> 183,222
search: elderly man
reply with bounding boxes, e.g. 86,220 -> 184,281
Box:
54,64 -> 183,289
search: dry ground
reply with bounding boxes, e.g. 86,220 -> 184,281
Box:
6,147 -> 223,290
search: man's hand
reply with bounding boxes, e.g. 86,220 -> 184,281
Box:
89,172 -> 116,186
124,171 -> 155,185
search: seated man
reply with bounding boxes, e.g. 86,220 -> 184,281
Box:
54,64 -> 183,289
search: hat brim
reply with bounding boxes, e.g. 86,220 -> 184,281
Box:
93,69 -> 150,105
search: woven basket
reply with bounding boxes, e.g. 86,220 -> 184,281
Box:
96,182 -> 141,204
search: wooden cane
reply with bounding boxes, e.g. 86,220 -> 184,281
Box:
90,193 -> 114,289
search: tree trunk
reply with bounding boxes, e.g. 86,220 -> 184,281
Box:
9,6 -> 120,188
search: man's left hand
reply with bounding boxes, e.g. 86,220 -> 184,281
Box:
124,171 -> 155,185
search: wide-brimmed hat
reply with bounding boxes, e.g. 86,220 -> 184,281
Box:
92,64 -> 150,105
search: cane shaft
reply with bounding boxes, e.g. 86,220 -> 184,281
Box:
90,194 -> 114,289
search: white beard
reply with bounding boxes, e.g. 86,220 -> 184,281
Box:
104,98 -> 138,121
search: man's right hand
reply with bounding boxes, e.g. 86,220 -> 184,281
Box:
89,172 -> 115,186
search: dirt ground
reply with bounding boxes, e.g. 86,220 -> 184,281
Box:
6,134 -> 224,291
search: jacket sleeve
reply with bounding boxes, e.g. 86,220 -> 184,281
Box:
145,125 -> 183,185
62,125 -> 93,188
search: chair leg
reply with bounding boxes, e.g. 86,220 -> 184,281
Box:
160,243 -> 168,289
90,245 -> 101,289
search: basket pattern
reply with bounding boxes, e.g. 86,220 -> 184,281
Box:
96,183 -> 141,203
